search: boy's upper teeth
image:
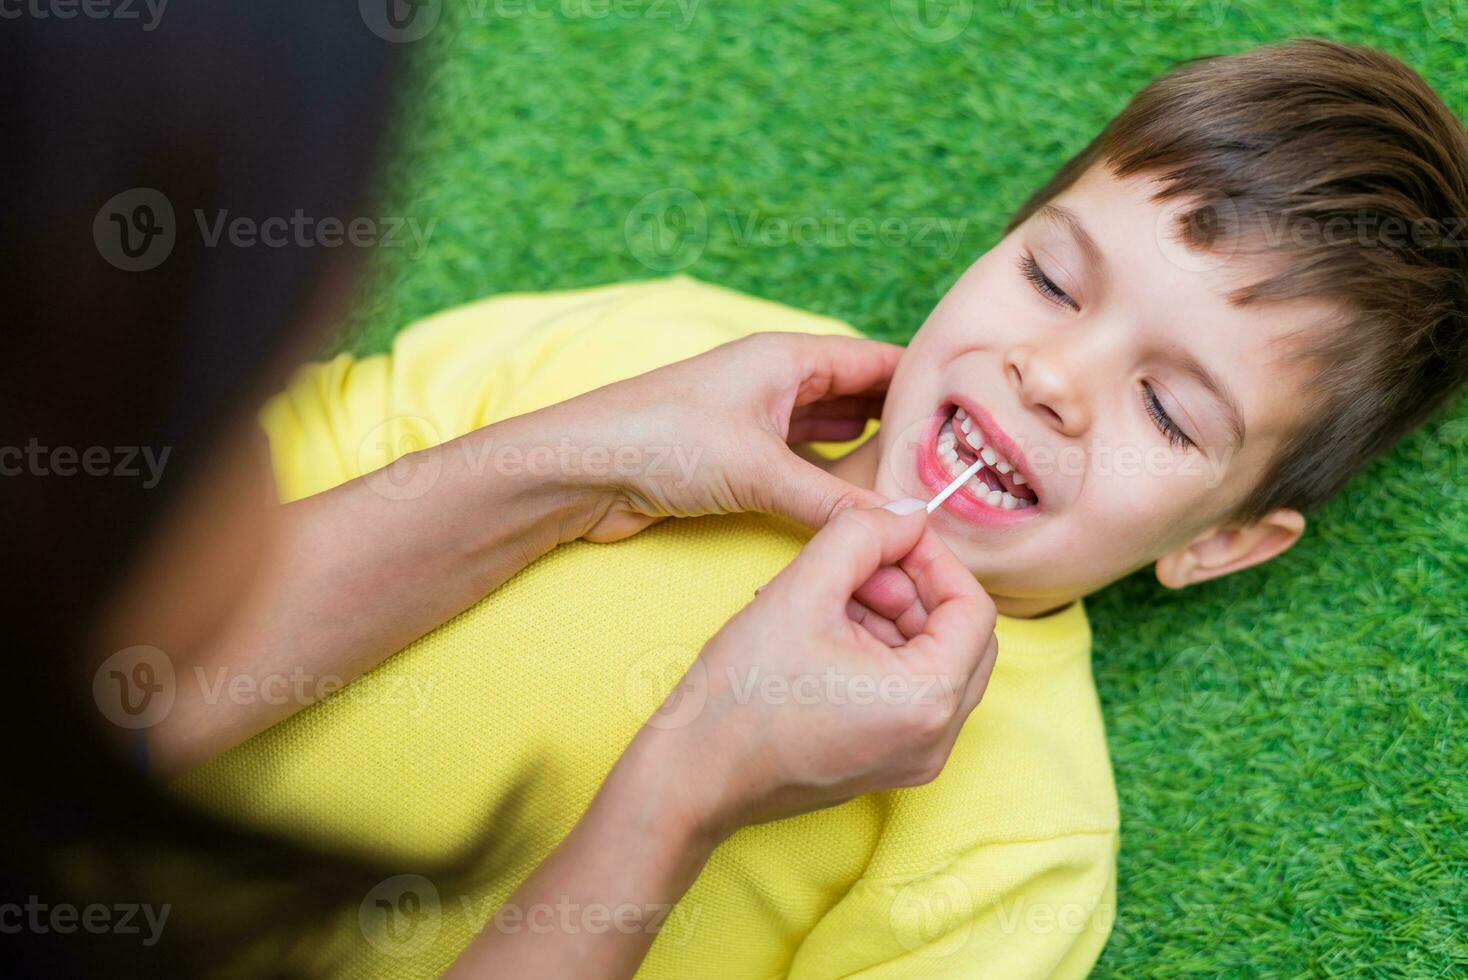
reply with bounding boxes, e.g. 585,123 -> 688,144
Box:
950,406 -> 1030,493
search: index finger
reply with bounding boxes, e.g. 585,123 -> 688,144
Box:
784,333 -> 906,406
768,505 -> 927,611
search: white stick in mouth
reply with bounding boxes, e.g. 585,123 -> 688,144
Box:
926,456 -> 986,513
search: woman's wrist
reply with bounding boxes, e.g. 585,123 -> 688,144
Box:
618,719 -> 740,854
447,411 -> 619,551
605,729 -> 729,884
443,702 -> 724,978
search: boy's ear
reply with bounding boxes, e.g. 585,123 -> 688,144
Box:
1155,509 -> 1305,589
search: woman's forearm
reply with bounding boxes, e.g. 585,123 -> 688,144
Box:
444,732 -> 721,979
148,410 -> 608,774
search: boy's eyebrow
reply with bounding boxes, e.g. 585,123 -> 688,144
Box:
1166,344 -> 1247,448
1038,203 -> 1106,280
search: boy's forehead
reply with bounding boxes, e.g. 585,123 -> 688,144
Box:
1046,165 -> 1331,452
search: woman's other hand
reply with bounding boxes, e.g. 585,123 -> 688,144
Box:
535,331 -> 903,541
628,502 -> 1000,838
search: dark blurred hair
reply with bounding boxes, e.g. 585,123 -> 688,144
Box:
1008,39 -> 1468,522
1,3 -> 410,975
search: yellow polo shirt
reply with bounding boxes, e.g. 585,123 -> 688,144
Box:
178,276 -> 1119,978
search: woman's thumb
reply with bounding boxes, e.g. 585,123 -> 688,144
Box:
761,450 -> 887,529
773,502 -> 929,609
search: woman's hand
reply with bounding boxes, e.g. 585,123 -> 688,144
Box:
536,331 -> 904,542
632,502 -> 999,837
447,501 -> 998,979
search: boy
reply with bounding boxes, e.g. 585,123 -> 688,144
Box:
180,39 -> 1467,977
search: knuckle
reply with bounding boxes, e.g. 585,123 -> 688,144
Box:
909,704 -> 952,742
906,757 -> 946,787
829,496 -> 877,531
963,591 -> 998,629
740,331 -> 789,357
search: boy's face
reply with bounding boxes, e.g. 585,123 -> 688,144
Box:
873,165 -> 1326,614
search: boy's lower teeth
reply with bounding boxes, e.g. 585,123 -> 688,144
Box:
936,416 -> 1035,511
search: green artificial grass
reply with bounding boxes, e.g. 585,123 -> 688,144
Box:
345,2 -> 1466,974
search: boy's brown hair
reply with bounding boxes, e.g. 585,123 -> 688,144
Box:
1007,38 -> 1468,522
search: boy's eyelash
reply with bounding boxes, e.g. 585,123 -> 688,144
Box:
1142,382 -> 1195,450
1018,252 -> 1079,311
1015,250 -> 1193,451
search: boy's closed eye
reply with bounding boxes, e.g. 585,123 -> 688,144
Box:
1017,247 -> 1202,453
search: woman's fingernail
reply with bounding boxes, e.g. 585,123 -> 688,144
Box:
880,497 -> 927,515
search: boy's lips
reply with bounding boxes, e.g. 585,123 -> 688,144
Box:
916,399 -> 1042,524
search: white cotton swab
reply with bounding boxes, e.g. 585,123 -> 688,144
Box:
926,456 -> 986,513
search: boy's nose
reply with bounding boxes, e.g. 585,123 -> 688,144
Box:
1004,343 -> 1092,438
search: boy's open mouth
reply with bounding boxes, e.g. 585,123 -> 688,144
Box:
917,400 -> 1041,522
